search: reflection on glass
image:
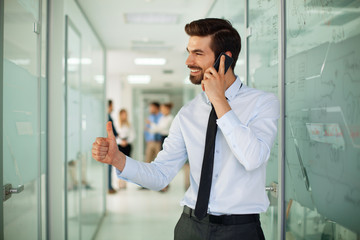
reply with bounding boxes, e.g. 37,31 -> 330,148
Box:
80,40 -> 106,240
285,1 -> 360,239
65,15 -> 106,240
248,1 -> 279,239
66,19 -> 82,240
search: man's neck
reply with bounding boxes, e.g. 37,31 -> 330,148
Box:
225,73 -> 236,90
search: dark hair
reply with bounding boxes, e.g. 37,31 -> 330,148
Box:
150,102 -> 160,109
108,100 -> 113,107
185,18 -> 241,70
163,102 -> 173,110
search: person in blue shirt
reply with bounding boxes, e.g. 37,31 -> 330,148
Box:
92,18 -> 279,240
144,102 -> 162,163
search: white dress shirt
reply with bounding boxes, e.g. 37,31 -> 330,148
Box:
117,76 -> 280,215
149,114 -> 174,136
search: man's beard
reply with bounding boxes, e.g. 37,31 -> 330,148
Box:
188,66 -> 204,85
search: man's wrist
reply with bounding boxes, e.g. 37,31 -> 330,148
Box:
112,151 -> 126,172
212,97 -> 231,118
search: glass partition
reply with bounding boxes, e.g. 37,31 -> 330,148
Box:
80,28 -> 106,240
65,14 -> 106,240
65,17 -> 82,240
285,1 -> 360,239
248,1 -> 280,239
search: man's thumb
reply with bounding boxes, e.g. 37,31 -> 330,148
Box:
106,121 -> 116,140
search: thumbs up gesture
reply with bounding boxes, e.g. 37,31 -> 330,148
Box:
92,121 -> 126,171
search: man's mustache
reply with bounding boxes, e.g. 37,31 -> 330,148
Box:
187,65 -> 202,70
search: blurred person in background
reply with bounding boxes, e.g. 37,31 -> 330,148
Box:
149,102 -> 174,148
116,109 -> 135,189
148,102 -> 174,192
144,102 -> 162,164
107,100 -> 118,194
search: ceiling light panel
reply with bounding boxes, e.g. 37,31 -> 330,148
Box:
134,58 -> 166,65
127,75 -> 151,84
125,13 -> 179,24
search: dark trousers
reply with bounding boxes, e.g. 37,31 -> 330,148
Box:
108,165 -> 114,190
118,144 -> 132,156
174,210 -> 265,240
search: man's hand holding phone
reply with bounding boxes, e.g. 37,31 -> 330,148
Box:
202,52 -> 234,118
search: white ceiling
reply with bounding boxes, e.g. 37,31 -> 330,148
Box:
77,0 -> 218,87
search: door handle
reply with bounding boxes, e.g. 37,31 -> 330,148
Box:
3,184 -> 24,202
265,182 -> 278,198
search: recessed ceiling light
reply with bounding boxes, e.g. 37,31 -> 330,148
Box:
134,58 -> 166,65
127,75 -> 151,84
125,13 -> 178,24
94,75 -> 104,84
67,58 -> 92,65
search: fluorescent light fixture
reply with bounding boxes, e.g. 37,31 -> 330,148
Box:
127,75 -> 151,84
125,13 -> 178,24
94,75 -> 104,84
134,58 -> 166,65
67,58 -> 92,65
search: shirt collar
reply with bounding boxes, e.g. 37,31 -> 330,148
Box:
204,75 -> 242,104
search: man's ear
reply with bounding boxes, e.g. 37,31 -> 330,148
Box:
225,51 -> 232,58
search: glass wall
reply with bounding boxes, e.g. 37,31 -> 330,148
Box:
64,5 -> 106,239
248,1 -> 279,239
285,1 -> 360,239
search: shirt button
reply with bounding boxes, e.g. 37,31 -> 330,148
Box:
216,150 -> 219,154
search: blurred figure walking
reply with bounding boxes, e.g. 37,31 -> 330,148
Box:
107,100 -> 118,194
117,109 -> 135,189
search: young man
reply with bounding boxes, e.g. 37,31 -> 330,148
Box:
92,18 -> 279,240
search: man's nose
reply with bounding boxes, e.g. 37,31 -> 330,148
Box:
185,55 -> 194,66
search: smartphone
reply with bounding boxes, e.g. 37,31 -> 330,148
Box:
213,52 -> 234,74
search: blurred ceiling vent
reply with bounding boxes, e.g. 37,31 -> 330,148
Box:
125,13 -> 179,24
131,40 -> 173,51
163,69 -> 174,74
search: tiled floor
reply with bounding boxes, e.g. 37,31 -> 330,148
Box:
95,168 -> 188,240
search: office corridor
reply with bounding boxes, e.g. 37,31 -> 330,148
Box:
95,168 -> 186,240
2,0 -> 360,239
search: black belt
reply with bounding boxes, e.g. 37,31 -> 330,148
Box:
183,206 -> 259,225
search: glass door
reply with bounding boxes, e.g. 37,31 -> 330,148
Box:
65,16 -> 82,240
2,0 -> 46,239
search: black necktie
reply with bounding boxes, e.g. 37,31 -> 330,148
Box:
194,104 -> 218,220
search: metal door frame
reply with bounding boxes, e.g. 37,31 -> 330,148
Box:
0,0 -> 4,235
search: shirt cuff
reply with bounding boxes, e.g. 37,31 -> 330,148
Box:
116,156 -> 138,180
217,110 -> 245,135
